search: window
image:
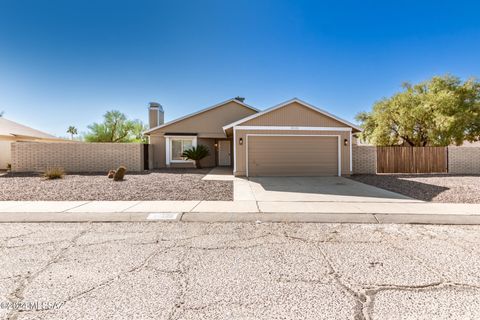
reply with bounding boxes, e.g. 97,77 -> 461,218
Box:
165,136 -> 197,164
171,139 -> 193,161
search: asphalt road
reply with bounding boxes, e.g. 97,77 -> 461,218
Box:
1,222 -> 479,320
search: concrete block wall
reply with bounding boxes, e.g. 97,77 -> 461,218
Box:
0,141 -> 11,169
11,142 -> 143,172
448,147 -> 480,174
352,146 -> 377,174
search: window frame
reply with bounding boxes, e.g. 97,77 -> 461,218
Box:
165,136 -> 197,165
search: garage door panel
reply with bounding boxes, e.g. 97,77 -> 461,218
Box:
251,165 -> 337,176
248,136 -> 339,177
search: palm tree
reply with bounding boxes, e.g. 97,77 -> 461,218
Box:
182,145 -> 210,169
67,126 -> 78,140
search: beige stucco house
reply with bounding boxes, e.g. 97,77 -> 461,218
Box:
0,117 -> 65,169
144,98 -> 362,177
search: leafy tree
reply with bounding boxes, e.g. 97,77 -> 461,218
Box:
182,145 -> 210,169
67,126 -> 78,140
0,111 -> 4,117
84,110 -> 148,143
356,75 -> 480,146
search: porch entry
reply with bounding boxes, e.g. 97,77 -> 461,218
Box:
218,140 -> 231,166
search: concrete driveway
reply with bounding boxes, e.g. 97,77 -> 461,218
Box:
1,222 -> 479,320
245,176 -> 417,202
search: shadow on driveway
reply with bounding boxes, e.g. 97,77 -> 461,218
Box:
349,174 -> 450,202
247,176 -> 418,202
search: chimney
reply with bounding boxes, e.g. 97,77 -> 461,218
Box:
148,102 -> 164,128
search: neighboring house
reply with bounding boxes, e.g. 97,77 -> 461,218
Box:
145,98 -> 362,177
0,117 -> 65,169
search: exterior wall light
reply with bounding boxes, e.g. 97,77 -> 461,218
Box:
344,139 -> 348,146
239,137 -> 243,145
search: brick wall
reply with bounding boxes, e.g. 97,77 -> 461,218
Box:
11,142 -> 143,172
448,147 -> 480,174
352,145 -> 377,174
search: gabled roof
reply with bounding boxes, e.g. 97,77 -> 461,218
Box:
222,98 -> 363,132
0,117 -> 62,140
144,98 -> 259,134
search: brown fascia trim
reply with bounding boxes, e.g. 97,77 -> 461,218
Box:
163,133 -> 198,136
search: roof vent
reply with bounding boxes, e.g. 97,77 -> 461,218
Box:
234,96 -> 245,102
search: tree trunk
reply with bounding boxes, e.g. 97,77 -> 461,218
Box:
195,160 -> 202,169
401,136 -> 415,146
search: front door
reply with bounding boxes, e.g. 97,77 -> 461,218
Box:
218,140 -> 231,166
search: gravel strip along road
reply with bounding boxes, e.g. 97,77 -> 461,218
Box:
349,174 -> 480,203
0,222 -> 479,319
0,169 -> 232,201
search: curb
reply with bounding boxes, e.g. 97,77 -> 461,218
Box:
0,211 -> 480,225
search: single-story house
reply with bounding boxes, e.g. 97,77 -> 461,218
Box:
144,98 -> 362,177
0,117 -> 65,169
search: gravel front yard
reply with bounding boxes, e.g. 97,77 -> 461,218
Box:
0,169 -> 232,201
350,174 -> 480,203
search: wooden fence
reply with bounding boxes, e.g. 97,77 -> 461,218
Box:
377,147 -> 448,173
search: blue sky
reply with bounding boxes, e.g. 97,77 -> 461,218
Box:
1,0 -> 479,137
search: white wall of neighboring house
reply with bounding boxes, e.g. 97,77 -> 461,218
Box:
0,141 -> 11,169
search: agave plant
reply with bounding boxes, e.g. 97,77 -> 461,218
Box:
182,145 -> 210,169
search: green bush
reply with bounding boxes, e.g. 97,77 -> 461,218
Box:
182,145 -> 210,169
43,167 -> 65,180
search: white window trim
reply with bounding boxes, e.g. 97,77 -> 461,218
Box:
235,126 -> 352,131
245,134 -> 341,177
165,136 -> 197,165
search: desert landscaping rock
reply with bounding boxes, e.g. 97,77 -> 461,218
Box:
0,222 -> 479,319
350,174 -> 480,203
0,169 -> 232,201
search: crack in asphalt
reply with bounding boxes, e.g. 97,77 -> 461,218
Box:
283,230 -> 480,320
359,281 -> 480,319
1,239 -> 72,249
163,231 -> 292,319
166,246 -> 190,320
5,225 -> 92,320
0,230 -> 38,242
314,243 -> 368,320
59,237 -> 175,305
33,230 -> 231,315
282,232 -> 367,320
2,223 -> 480,320
165,232 -> 282,319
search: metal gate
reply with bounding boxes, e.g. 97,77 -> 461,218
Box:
143,144 -> 149,170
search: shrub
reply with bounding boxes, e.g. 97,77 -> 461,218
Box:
182,145 -> 210,169
113,166 -> 126,181
43,167 -> 65,180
